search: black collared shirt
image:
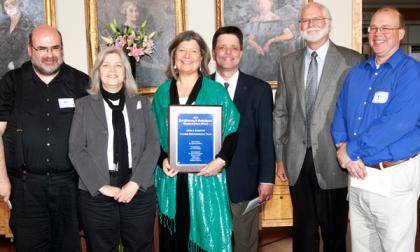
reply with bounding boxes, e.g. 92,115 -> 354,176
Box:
0,61 -> 89,174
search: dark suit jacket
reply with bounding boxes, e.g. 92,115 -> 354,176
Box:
69,93 -> 160,196
211,71 -> 276,203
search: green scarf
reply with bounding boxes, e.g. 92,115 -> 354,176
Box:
152,77 -> 240,252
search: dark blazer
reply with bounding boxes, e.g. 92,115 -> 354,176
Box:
69,93 -> 160,196
211,71 -> 276,203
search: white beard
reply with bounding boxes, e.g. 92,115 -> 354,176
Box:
300,25 -> 329,43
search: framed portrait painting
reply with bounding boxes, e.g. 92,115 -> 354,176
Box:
85,0 -> 186,94
216,0 -> 307,87
0,0 -> 55,78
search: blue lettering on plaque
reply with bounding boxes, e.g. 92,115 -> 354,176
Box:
177,113 -> 214,165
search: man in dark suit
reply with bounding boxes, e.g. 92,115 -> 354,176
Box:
273,2 -> 363,252
211,26 -> 276,252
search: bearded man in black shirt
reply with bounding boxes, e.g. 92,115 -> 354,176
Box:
0,24 -> 89,251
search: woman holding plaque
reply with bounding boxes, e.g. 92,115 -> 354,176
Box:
152,31 -> 240,252
69,47 -> 160,251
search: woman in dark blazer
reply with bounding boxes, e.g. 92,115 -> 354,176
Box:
69,47 -> 159,252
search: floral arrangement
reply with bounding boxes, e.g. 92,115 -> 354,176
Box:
102,19 -> 156,62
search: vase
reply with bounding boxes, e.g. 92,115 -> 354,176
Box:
129,56 -> 136,80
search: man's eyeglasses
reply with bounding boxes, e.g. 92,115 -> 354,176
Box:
299,17 -> 328,25
31,45 -> 62,54
367,26 -> 401,34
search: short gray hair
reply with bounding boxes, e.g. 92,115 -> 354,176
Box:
88,47 -> 137,96
299,2 -> 332,20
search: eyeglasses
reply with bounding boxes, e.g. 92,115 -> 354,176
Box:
31,45 -> 62,54
299,17 -> 328,25
367,26 -> 401,34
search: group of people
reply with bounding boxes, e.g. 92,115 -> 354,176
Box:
0,2 -> 418,252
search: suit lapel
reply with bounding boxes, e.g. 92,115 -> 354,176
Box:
293,50 -> 306,117
233,71 -> 247,108
314,43 -> 341,109
89,95 -> 107,128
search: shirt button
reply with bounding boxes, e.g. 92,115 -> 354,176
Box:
46,127 -> 50,132
364,102 -> 367,105
358,117 -> 361,120
46,158 -> 50,162
46,112 -> 51,117
353,132 -> 357,136
369,87 -> 372,90
374,72 -> 378,76
46,98 -> 50,102
46,142 -> 51,147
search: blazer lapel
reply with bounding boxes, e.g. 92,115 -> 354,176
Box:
314,43 -> 342,109
293,50 -> 306,117
126,96 -> 138,129
89,94 -> 107,128
233,71 -> 247,107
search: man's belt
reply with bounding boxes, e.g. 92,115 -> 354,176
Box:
371,154 -> 417,170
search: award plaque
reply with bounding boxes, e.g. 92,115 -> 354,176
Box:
169,105 -> 222,173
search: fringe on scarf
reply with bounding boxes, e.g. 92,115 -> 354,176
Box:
188,240 -> 207,252
158,212 -> 176,235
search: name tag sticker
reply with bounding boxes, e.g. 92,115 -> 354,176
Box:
58,98 -> 75,108
372,91 -> 389,104
136,100 -> 142,110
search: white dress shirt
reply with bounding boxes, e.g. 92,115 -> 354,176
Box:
304,40 -> 330,88
215,70 -> 239,100
103,99 -> 132,171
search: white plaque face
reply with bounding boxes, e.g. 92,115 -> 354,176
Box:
169,105 -> 222,173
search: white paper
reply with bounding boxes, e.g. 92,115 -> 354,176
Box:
136,100 -> 142,110
58,98 -> 75,108
243,197 -> 266,215
350,167 -> 392,197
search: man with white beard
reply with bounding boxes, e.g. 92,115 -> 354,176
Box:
273,2 -> 362,251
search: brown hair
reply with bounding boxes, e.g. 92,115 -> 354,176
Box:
165,30 -> 211,79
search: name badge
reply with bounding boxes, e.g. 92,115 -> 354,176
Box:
136,100 -> 142,110
58,98 -> 75,108
372,91 -> 389,104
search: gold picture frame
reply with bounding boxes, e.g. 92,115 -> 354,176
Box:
44,0 -> 56,27
85,0 -> 186,95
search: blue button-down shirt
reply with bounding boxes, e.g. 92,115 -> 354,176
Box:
331,49 -> 420,166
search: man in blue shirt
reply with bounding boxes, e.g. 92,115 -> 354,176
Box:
331,7 -> 420,252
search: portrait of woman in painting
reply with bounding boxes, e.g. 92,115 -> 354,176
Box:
97,0 -> 175,87
0,0 -> 34,77
120,0 -> 140,29
224,0 -> 304,81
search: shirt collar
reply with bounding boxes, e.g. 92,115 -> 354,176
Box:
306,40 -> 330,61
215,70 -> 239,87
365,48 -> 404,70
